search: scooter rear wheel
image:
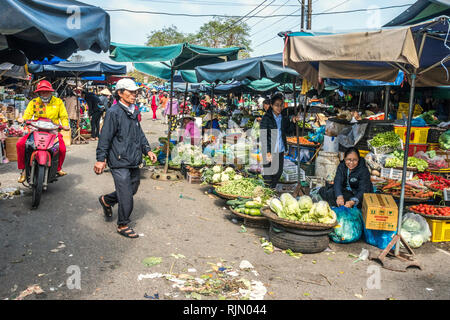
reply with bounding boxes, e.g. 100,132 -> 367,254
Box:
31,165 -> 45,209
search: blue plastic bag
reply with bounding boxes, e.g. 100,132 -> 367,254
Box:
329,206 -> 363,243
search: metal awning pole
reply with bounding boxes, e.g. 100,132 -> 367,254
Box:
293,77 -> 301,185
384,85 -> 391,119
395,74 -> 416,256
164,67 -> 174,174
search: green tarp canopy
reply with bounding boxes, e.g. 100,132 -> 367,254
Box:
383,0 -> 450,27
110,42 -> 242,70
133,62 -> 199,83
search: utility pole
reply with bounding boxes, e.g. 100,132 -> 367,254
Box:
307,0 -> 312,30
301,0 -> 305,30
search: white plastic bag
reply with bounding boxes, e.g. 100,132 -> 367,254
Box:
400,212 -> 431,248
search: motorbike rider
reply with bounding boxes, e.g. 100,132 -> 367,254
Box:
16,80 -> 70,183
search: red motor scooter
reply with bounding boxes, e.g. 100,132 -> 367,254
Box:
23,118 -> 61,208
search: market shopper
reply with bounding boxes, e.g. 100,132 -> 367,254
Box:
179,115 -> 201,146
150,89 -> 160,121
260,93 -> 299,188
16,80 -> 70,182
83,90 -> 103,141
95,78 -> 157,239
63,88 -> 80,140
98,88 -> 112,111
318,147 -> 373,209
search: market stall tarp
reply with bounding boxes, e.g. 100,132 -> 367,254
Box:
325,70 -> 405,90
383,0 -> 450,27
110,43 -> 242,69
284,17 -> 450,87
195,53 -> 299,84
134,62 -> 198,83
28,61 -> 127,77
32,56 -> 65,65
0,0 -> 110,64
0,62 -> 29,80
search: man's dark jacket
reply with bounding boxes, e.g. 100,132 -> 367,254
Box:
333,158 -> 373,205
96,103 -> 151,169
260,107 -> 296,154
84,92 -> 103,116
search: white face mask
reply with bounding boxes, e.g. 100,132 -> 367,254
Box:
40,95 -> 52,103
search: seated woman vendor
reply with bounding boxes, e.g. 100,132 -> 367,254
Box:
319,147 -> 373,209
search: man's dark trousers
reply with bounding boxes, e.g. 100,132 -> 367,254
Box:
91,112 -> 102,138
103,168 -> 140,225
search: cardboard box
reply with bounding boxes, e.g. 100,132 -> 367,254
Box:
362,193 -> 398,231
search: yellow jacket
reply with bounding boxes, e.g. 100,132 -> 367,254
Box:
23,96 -> 69,127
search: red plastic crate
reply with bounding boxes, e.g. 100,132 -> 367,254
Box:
405,143 -> 427,157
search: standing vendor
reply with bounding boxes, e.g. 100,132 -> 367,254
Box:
260,93 -> 300,188
319,147 -> 373,208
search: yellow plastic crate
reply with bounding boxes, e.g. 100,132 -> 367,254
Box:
359,149 -> 369,158
427,219 -> 450,242
394,126 -> 430,144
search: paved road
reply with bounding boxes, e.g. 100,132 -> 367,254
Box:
1,111 -> 450,300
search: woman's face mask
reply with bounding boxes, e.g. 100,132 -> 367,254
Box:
39,92 -> 52,103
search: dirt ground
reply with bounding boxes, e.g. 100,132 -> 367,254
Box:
1,110 -> 450,301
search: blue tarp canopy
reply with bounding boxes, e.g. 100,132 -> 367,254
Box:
28,61 -> 127,78
0,0 -> 110,65
195,53 -> 299,84
32,56 -> 66,65
325,71 -> 405,91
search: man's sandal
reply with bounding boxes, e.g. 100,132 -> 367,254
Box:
117,226 -> 139,238
98,196 -> 113,218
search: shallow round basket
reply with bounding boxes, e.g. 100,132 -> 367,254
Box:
406,205 -> 450,220
214,189 -> 252,200
261,207 -> 337,231
287,142 -> 320,148
392,194 -> 432,203
228,207 -> 270,229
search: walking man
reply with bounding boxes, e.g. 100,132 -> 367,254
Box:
94,79 -> 157,238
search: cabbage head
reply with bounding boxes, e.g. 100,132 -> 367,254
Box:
224,167 -> 234,173
402,219 -> 421,233
220,173 -> 230,182
280,193 -> 300,215
212,165 -> 222,173
409,234 -> 424,248
298,196 -> 313,211
270,198 -> 284,217
212,174 -> 221,183
234,174 -> 243,180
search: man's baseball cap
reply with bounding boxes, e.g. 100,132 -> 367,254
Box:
115,78 -> 140,91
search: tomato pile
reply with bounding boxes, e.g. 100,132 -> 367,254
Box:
410,204 -> 450,216
417,173 -> 450,190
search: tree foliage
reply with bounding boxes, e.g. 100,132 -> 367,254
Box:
145,17 -> 251,58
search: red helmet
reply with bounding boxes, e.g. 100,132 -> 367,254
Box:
34,80 -> 54,93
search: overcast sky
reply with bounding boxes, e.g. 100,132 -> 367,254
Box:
76,0 -> 414,70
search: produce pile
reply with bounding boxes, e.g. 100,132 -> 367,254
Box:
286,136 -> 317,146
417,172 -> 450,190
5,125 -> 24,137
142,149 -> 161,166
385,150 -> 428,172
269,194 -> 336,224
297,121 -> 312,129
215,178 -> 275,200
227,197 -> 264,216
201,165 -> 243,184
439,130 -> 450,150
369,131 -> 402,149
170,144 -> 213,167
409,204 -> 450,217
381,179 -> 434,198
400,214 -> 431,249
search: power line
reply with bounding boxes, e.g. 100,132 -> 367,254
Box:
104,3 -> 413,19
252,0 -> 362,49
249,0 -> 291,29
242,0 -> 277,24
135,0 -> 318,7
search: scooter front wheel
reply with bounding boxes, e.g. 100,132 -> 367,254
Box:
31,165 -> 45,209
